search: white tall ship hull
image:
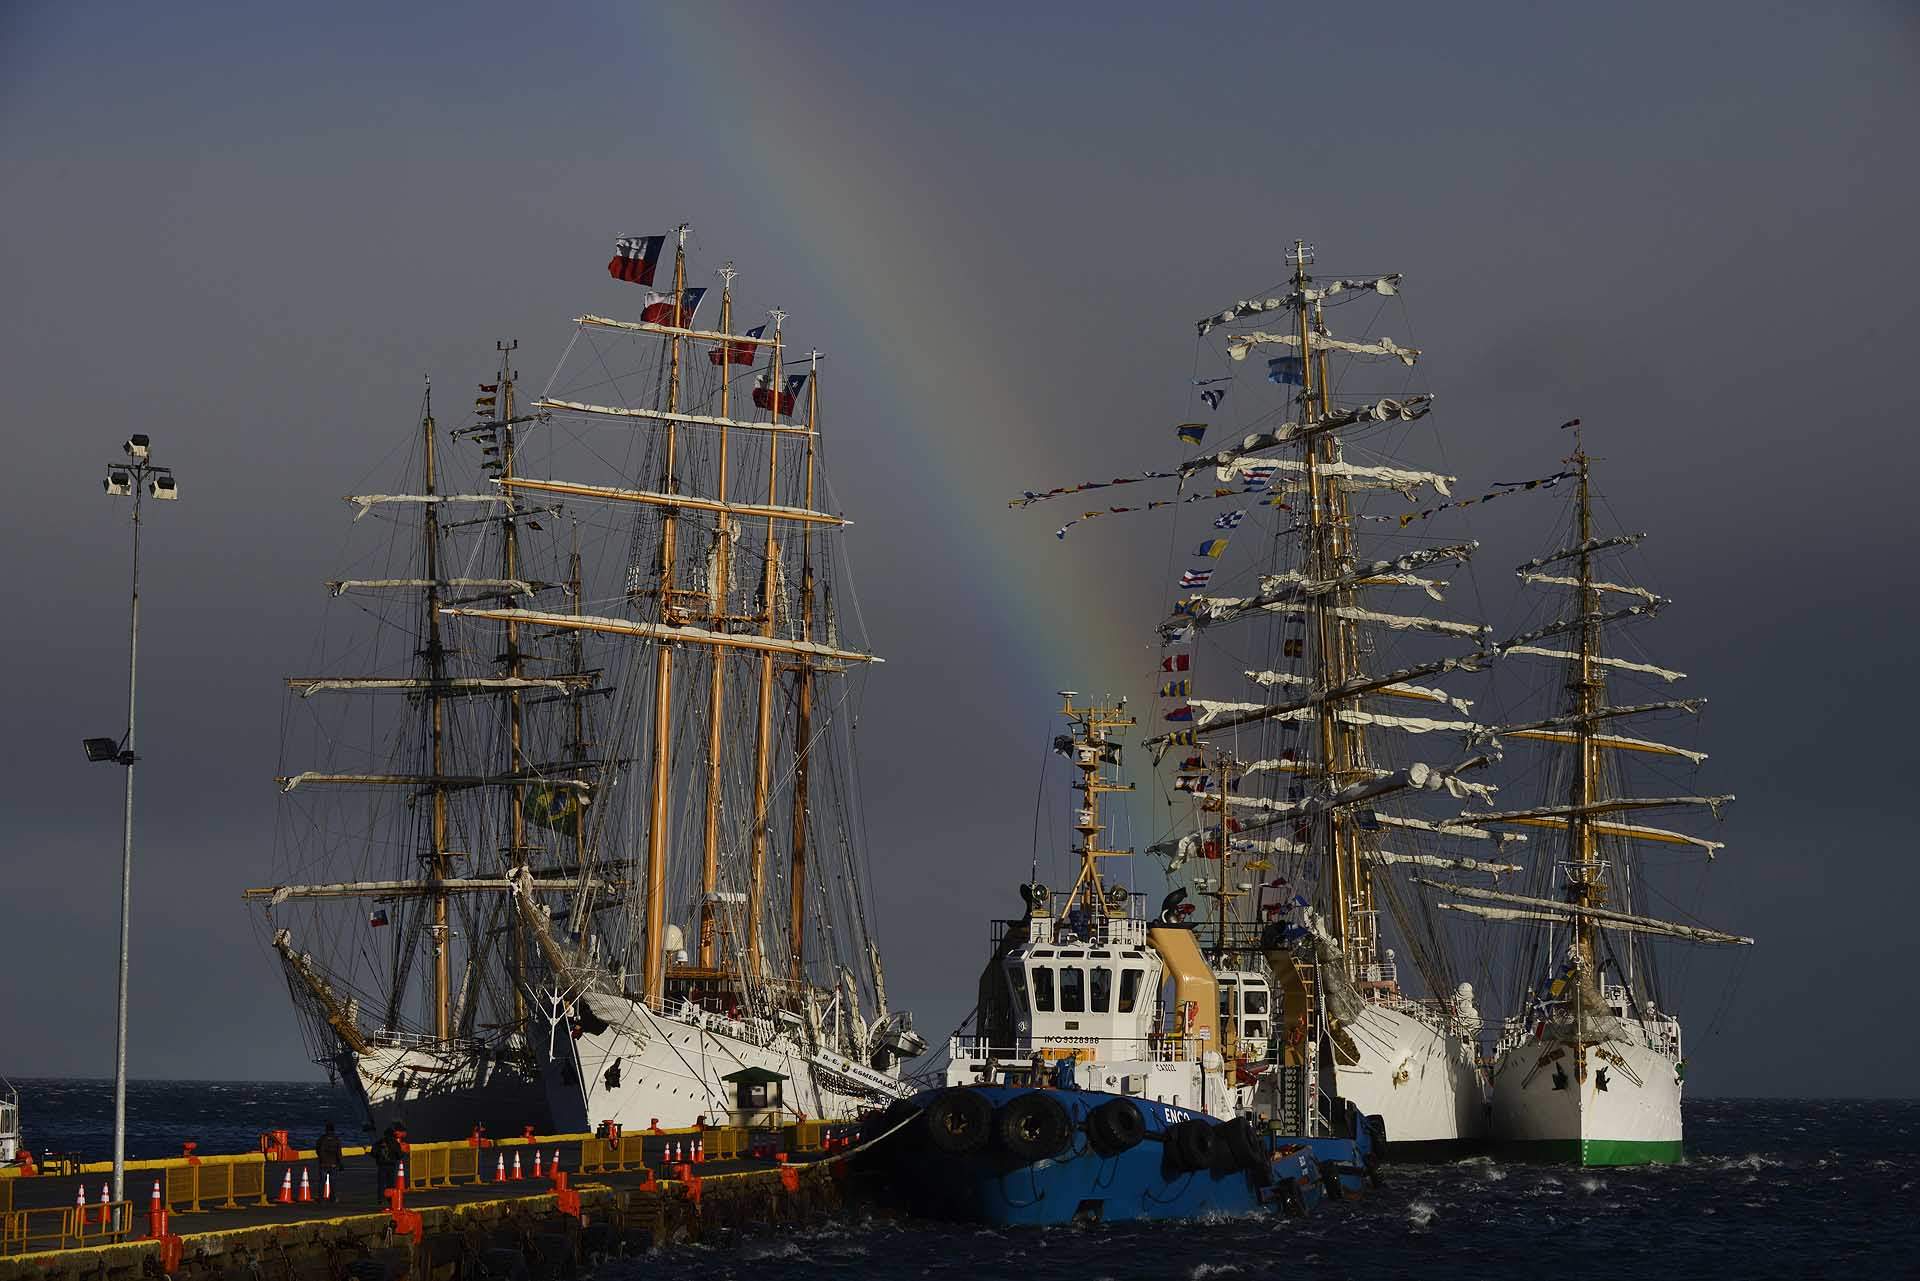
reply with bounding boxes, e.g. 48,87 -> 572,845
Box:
535,990 -> 912,1131
1330,1000 -> 1486,1156
1489,1013 -> 1683,1165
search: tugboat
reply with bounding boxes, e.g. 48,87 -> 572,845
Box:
857,694 -> 1378,1226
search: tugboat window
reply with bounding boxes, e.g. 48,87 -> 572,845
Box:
1090,966 -> 1112,1013
1060,966 -> 1086,1013
1117,968 -> 1144,1013
1032,967 -> 1055,1012
1244,987 -> 1269,1015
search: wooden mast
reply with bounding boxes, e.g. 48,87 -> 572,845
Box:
787,352 -> 820,984
421,381 -> 453,1042
746,310 -> 786,977
1571,443 -> 1601,994
641,225 -> 690,1007
700,264 -> 737,970
497,338 -> 528,1027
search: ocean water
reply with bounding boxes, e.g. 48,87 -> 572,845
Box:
9,1083 -> 1914,1278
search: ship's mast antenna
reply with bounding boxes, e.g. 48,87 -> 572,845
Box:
1570,439 -> 1602,1001
1055,692 -> 1135,934
786,350 -> 822,984
496,338 -> 528,1027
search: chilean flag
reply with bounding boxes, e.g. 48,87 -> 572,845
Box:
753,371 -> 808,415
641,287 -> 707,327
607,235 -> 665,286
708,324 -> 766,367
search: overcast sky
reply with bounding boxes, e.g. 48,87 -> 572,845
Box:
3,1 -> 1915,1097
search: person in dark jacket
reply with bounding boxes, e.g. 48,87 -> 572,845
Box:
315,1123 -> 344,1203
371,1125 -> 402,1205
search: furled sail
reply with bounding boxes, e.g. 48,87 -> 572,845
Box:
1501,645 -> 1685,683
1225,331 -> 1421,366
1214,455 -> 1454,496
1194,275 -> 1401,335
1515,533 -> 1645,574
1518,571 -> 1659,603
1420,880 -> 1752,945
1176,397 -> 1435,477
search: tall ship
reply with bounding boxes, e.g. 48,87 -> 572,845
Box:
251,342 -> 594,1138
1429,440 -> 1753,1163
449,229 -> 924,1129
1013,241 -> 1508,1156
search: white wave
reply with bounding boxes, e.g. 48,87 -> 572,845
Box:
1408,1201 -> 1439,1228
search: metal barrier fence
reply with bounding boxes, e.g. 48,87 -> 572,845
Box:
161,1158 -> 270,1213
404,1142 -> 481,1190
1,1202 -> 131,1256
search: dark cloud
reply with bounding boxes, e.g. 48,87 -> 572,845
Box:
2,1 -> 1913,1097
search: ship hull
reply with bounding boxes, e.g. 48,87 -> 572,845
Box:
337,1041 -> 551,1142
1330,1001 -> 1487,1159
1489,1021 -> 1682,1165
536,991 -> 907,1131
857,1085 -> 1369,1226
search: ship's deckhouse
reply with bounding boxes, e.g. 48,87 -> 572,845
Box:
1007,941 -> 1160,1048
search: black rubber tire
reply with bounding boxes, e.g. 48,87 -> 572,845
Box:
1085,1099 -> 1146,1156
1220,1116 -> 1262,1170
924,1089 -> 994,1154
1165,1119 -> 1217,1172
996,1092 -> 1074,1162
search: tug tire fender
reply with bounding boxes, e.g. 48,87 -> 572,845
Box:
1165,1119 -> 1217,1172
1085,1099 -> 1146,1156
996,1092 -> 1073,1162
923,1090 -> 993,1155
1220,1116 -> 1263,1171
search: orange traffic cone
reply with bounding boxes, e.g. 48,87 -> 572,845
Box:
322,1172 -> 333,1203
495,1153 -> 507,1183
98,1183 -> 112,1228
148,1180 -> 165,1239
75,1183 -> 89,1227
511,1151 -> 522,1181
277,1169 -> 294,1205
532,1149 -> 543,1179
298,1167 -> 312,1203
550,1148 -> 561,1174
694,1137 -> 704,1163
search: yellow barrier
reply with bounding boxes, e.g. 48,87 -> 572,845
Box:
0,1203 -> 131,1256
787,1120 -> 826,1154
704,1128 -> 746,1160
403,1142 -> 482,1190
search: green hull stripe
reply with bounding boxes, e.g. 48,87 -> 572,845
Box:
1499,1137 -> 1685,1166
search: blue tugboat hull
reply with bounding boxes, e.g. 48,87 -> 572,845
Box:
859,1085 -> 1374,1227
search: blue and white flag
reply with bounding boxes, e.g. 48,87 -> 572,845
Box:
1267,356 -> 1305,386
1179,568 -> 1214,589
1213,510 -> 1245,529
1200,388 -> 1226,411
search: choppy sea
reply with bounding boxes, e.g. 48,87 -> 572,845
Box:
10,1081 -> 1915,1278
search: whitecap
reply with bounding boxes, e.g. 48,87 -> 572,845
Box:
1407,1202 -> 1439,1228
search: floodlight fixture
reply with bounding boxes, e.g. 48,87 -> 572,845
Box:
84,737 -> 122,763
148,472 -> 178,500
124,435 -> 150,462
104,470 -> 133,497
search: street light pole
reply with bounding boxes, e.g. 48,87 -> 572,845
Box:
93,436 -> 176,1203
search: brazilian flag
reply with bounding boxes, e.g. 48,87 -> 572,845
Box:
523,783 -> 587,838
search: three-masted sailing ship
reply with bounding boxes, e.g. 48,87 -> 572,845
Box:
1016,241 -> 1517,1155
1429,442 -> 1752,1163
253,342 -> 595,1138
449,229 -> 923,1129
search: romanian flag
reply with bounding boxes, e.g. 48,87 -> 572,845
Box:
1161,653 -> 1190,673
708,324 -> 766,367
641,287 -> 708,327
607,235 -> 666,286
1160,678 -> 1190,697
1195,538 -> 1229,559
1176,423 -> 1207,446
1165,705 -> 1195,723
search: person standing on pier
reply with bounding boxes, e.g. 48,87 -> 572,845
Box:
371,1125 -> 401,1205
316,1123 -> 342,1204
